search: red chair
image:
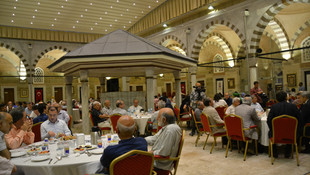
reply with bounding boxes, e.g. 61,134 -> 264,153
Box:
224,114 -> 258,161
110,150 -> 154,175
215,106 -> 226,119
89,113 -> 111,133
173,106 -> 192,127
299,123 -> 310,151
269,115 -> 299,166
191,110 -> 208,147
200,113 -> 226,153
110,114 -> 122,133
154,130 -> 185,175
32,122 -> 43,142
146,121 -> 162,135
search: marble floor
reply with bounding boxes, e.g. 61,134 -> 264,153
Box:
72,124 -> 310,175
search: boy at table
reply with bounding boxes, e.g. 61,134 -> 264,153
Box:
99,115 -> 147,174
40,106 -> 71,140
5,108 -> 34,149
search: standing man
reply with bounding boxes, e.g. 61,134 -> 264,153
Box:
145,108 -> 182,175
224,93 -> 233,106
250,81 -> 263,104
40,106 -> 71,140
190,83 -> 206,109
5,108 -> 34,149
128,99 -> 143,114
300,91 -> 310,153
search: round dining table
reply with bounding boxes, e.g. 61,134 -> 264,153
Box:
11,138 -> 103,175
132,113 -> 152,135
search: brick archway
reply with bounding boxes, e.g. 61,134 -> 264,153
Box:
159,35 -> 187,54
290,19 -> 310,48
34,45 -> 70,69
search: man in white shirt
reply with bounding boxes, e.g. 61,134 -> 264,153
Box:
128,99 -> 143,114
101,100 -> 113,117
53,103 -> 70,125
225,97 -> 240,115
145,108 -> 182,174
112,100 -> 128,116
149,100 -> 166,130
251,95 -> 264,113
40,106 -> 71,140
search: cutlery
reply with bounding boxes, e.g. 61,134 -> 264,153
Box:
48,158 -> 53,164
53,156 -> 62,164
85,150 -> 92,157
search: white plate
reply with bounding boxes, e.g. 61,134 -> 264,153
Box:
89,149 -> 103,155
85,145 -> 97,150
73,148 -> 85,153
11,151 -> 27,158
31,155 -> 50,162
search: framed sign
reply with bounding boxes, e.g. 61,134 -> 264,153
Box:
287,74 -> 296,87
216,78 -> 224,95
227,78 -> 235,89
20,89 -> 28,98
275,85 -> 283,91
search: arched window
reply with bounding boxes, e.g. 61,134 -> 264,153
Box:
213,54 -> 224,73
301,36 -> 310,63
33,67 -> 44,84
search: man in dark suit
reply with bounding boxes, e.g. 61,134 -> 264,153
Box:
300,91 -> 310,153
267,91 -> 301,158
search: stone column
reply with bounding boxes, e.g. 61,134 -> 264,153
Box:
28,76 -> 33,102
65,76 -> 73,117
99,77 -> 106,93
146,69 -> 155,111
173,71 -> 181,108
80,70 -> 90,134
153,78 -> 157,97
250,66 -> 258,87
189,66 -> 197,92
122,77 -> 127,91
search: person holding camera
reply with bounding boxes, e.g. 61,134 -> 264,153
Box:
190,83 -> 207,109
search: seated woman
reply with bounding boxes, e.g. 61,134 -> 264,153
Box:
5,108 -> 34,149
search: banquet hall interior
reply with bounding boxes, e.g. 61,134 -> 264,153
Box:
1,0 -> 310,174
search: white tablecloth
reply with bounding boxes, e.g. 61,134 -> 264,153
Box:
11,140 -> 103,175
132,114 -> 152,135
259,112 -> 269,146
72,109 -> 80,121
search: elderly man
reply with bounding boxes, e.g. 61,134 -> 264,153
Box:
52,103 -> 70,125
267,91 -> 300,157
225,97 -> 240,115
150,100 -> 166,130
190,82 -> 207,109
91,101 -> 109,127
0,112 -> 13,159
5,108 -> 34,149
112,100 -> 128,116
235,96 -> 260,140
100,115 -> 147,174
101,100 -> 113,117
224,93 -> 232,106
202,98 -> 225,134
300,91 -> 310,153
251,95 -> 264,113
145,108 -> 182,175
190,101 -> 205,136
41,106 -> 71,140
6,101 -> 13,113
24,102 -> 32,116
128,99 -> 143,114
250,81 -> 263,104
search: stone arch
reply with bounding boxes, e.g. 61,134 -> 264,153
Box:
249,0 -> 310,54
159,35 -> 187,53
34,45 -> 70,68
0,42 -> 29,76
262,31 -> 281,49
290,19 -> 310,48
191,20 -> 246,60
268,19 -> 290,52
202,41 -> 225,53
166,44 -> 186,55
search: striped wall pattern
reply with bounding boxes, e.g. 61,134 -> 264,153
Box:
235,43 -> 245,58
191,20 -> 246,60
268,19 -> 290,51
205,32 -> 234,60
166,44 -> 187,55
159,35 -> 187,53
262,31 -> 281,49
249,0 -> 310,54
33,46 -> 70,70
290,19 -> 310,48
0,42 -> 29,75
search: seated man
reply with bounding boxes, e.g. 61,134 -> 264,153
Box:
251,95 -> 264,113
190,101 -> 204,136
224,92 -> 233,106
53,103 -> 70,125
203,98 -> 226,134
149,100 -> 166,130
145,108 -> 182,175
225,97 -> 240,115
0,112 -> 13,159
5,108 -> 34,149
100,115 -> 147,174
0,156 -> 17,174
24,102 -> 32,116
112,100 -> 128,116
300,91 -> 310,153
101,100 -> 113,117
29,105 -> 39,119
40,106 -> 71,140
235,97 -> 260,140
128,99 -> 143,114
91,101 -> 110,128
33,103 -> 48,124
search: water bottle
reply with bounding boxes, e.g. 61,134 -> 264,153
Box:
64,141 -> 70,156
44,138 -> 49,150
56,142 -> 64,156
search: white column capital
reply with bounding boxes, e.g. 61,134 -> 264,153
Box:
79,70 -> 88,82
188,66 -> 198,74
145,69 -> 154,77
65,76 -> 73,85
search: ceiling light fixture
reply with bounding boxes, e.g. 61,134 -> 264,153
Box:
163,23 -> 167,27
133,2 -> 135,5
105,29 -> 108,32
141,11 -> 144,13
37,2 -> 40,5
99,17 -> 102,20
110,6 -> 113,8
15,0 -> 18,1
85,9 -> 88,11
129,21 -> 131,23
105,12 -> 107,14
117,0 -> 119,2
115,19 -> 117,22
54,18 -> 57,20
109,24 -> 112,27
76,20 -> 79,23
11,20 -> 14,22
123,26 -> 126,28
95,22 -> 98,25
61,5 -> 64,8
106,77 -> 111,80
126,9 -> 129,11
73,26 -> 75,28
208,5 -> 214,10
35,9 -> 38,12
90,2 -> 92,5
120,14 -> 123,16
91,27 -> 93,30
135,16 -> 137,18
12,13 -> 15,16
148,5 -> 151,8
80,14 -> 83,17
51,24 -> 54,26
57,12 -> 60,14
159,74 -> 164,77
156,0 -> 159,2
30,22 -> 33,24
14,6 -> 16,9
33,16 -> 35,18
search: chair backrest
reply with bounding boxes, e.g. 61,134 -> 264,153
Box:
32,122 -> 43,142
68,115 -> 72,128
224,114 -> 245,141
173,106 -> 180,121
200,113 -> 212,133
272,115 -> 298,144
89,113 -> 94,126
110,114 -> 122,132
215,106 -> 226,119
172,129 -> 185,175
110,150 -> 154,175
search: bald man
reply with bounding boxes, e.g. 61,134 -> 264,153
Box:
0,112 -> 13,159
145,108 -> 182,175
99,115 -> 147,174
